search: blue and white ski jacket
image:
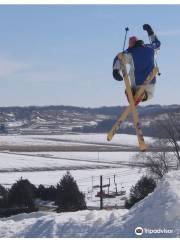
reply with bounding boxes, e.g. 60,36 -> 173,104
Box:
113,35 -> 161,87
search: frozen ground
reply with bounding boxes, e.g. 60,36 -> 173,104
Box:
0,169 -> 180,237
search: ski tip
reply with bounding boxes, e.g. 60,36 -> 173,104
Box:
140,146 -> 147,152
107,134 -> 112,141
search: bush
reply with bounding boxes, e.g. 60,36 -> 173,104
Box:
8,178 -> 37,211
0,185 -> 8,208
0,124 -> 8,134
0,207 -> 38,218
36,185 -> 57,201
55,172 -> 87,212
125,176 -> 156,209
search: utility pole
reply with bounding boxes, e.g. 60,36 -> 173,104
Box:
108,178 -> 110,195
91,176 -> 94,200
114,174 -> 118,194
94,175 -> 110,209
100,175 -> 103,210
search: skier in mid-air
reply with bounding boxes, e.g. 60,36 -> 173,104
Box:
112,24 -> 161,102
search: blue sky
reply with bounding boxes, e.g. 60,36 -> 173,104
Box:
0,4 -> 179,107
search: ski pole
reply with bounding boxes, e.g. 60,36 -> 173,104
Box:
123,27 -> 129,52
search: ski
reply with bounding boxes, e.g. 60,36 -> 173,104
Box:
107,63 -> 158,149
118,53 -> 147,151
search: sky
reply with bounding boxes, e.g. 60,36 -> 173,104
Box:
0,4 -> 179,107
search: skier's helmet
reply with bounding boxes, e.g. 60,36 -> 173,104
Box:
129,36 -> 138,48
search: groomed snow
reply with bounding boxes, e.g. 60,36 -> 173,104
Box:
1,170 -> 180,237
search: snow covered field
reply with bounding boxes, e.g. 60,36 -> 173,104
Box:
4,133 -> 177,237
0,134 -> 146,209
0,151 -> 136,172
0,133 -> 153,147
0,150 -> 144,208
1,170 -> 180,237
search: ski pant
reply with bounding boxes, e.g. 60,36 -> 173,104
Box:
134,84 -> 155,101
125,84 -> 155,103
118,61 -> 155,101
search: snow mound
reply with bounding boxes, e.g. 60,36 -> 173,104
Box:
1,170 -> 180,237
118,169 -> 180,237
0,210 -> 127,238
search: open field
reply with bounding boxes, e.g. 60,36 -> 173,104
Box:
0,133 -> 168,152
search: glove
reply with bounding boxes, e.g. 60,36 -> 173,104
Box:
143,24 -> 154,36
113,69 -> 123,81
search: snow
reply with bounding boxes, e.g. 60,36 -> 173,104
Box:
0,133 -> 179,237
1,169 -> 180,237
0,148 -> 144,208
0,133 -> 178,237
0,167 -> 143,207
0,152 -> 115,172
0,171 -> 180,237
7,121 -> 25,127
0,210 -> 127,238
0,151 -> 135,172
36,133 -> 153,146
0,133 -> 154,147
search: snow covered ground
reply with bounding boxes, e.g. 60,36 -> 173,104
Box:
0,151 -> 135,172
2,133 -> 171,235
0,167 -> 143,208
0,169 -> 180,237
0,150 -> 144,208
0,133 -> 154,147
0,134 -> 147,209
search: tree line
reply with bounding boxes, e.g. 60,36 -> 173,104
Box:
0,172 -> 86,217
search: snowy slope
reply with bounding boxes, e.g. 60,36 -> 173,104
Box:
1,170 -> 180,237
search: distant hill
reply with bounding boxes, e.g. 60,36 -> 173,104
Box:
0,104 -> 179,137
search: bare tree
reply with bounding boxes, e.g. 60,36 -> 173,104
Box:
134,112 -> 180,179
132,112 -> 180,180
156,112 -> 180,168
135,139 -> 173,179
